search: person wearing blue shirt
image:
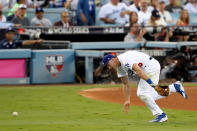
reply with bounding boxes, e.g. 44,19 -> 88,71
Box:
77,0 -> 95,25
0,27 -> 43,49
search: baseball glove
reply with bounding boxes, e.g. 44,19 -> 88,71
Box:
154,85 -> 169,96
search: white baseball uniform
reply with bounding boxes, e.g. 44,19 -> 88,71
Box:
117,50 -> 176,116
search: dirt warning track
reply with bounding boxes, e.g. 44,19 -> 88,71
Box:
80,87 -> 197,111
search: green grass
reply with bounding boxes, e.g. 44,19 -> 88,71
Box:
0,84 -> 197,131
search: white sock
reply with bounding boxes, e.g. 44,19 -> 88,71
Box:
169,84 -> 176,94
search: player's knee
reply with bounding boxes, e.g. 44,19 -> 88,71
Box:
137,93 -> 150,101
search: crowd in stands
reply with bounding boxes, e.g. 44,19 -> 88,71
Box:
0,0 -> 196,42
0,0 -> 196,26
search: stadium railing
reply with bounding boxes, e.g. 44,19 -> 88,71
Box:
71,41 -> 197,83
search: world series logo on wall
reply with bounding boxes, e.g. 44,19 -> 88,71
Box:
45,55 -> 64,77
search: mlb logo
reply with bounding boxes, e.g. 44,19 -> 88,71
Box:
45,55 -> 64,77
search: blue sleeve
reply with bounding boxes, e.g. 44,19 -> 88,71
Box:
78,0 -> 83,13
0,40 -> 7,49
92,0 -> 96,23
77,0 -> 83,23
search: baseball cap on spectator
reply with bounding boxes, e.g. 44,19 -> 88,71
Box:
5,27 -> 15,33
152,9 -> 160,18
19,4 -> 27,9
36,7 -> 44,13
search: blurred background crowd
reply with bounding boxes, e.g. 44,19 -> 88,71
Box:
0,0 -> 196,27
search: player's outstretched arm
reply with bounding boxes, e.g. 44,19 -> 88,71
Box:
22,39 -> 43,46
121,76 -> 131,114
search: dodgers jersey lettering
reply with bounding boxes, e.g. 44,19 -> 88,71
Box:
117,50 -> 151,78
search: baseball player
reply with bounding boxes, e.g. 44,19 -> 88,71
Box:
102,50 -> 188,122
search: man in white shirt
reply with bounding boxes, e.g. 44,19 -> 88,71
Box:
138,0 -> 151,25
184,0 -> 197,13
159,1 -> 172,24
128,0 -> 141,13
102,51 -> 188,122
98,0 -> 130,24
31,7 -> 52,27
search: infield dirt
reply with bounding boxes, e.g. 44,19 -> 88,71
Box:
80,87 -> 197,111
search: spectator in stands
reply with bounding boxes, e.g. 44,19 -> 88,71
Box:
161,0 -> 169,5
0,4 -> 6,22
128,0 -> 141,13
138,0 -> 151,25
77,0 -> 95,25
12,4 -> 30,26
148,0 -> 160,13
0,27 -> 43,49
54,10 -> 74,27
124,23 -> 146,42
165,0 -> 183,13
125,11 -> 138,26
176,9 -> 190,41
147,9 -> 167,26
31,7 -> 52,27
7,0 -> 33,16
159,1 -> 172,24
0,0 -> 30,9
64,0 -> 79,10
184,0 -> 197,13
155,27 -> 173,41
7,7 -> 20,22
98,0 -> 130,25
176,9 -> 189,26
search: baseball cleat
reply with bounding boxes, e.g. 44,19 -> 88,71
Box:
174,81 -> 188,99
149,113 -> 168,123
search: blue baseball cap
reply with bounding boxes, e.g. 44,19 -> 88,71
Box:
5,27 -> 15,33
102,54 -> 115,66
152,9 -> 160,18
36,7 -> 44,13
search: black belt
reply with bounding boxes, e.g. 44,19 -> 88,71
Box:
149,57 -> 153,60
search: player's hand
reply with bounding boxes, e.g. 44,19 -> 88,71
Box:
140,28 -> 147,36
107,18 -> 115,24
36,39 -> 43,44
123,100 -> 130,114
81,13 -> 87,23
